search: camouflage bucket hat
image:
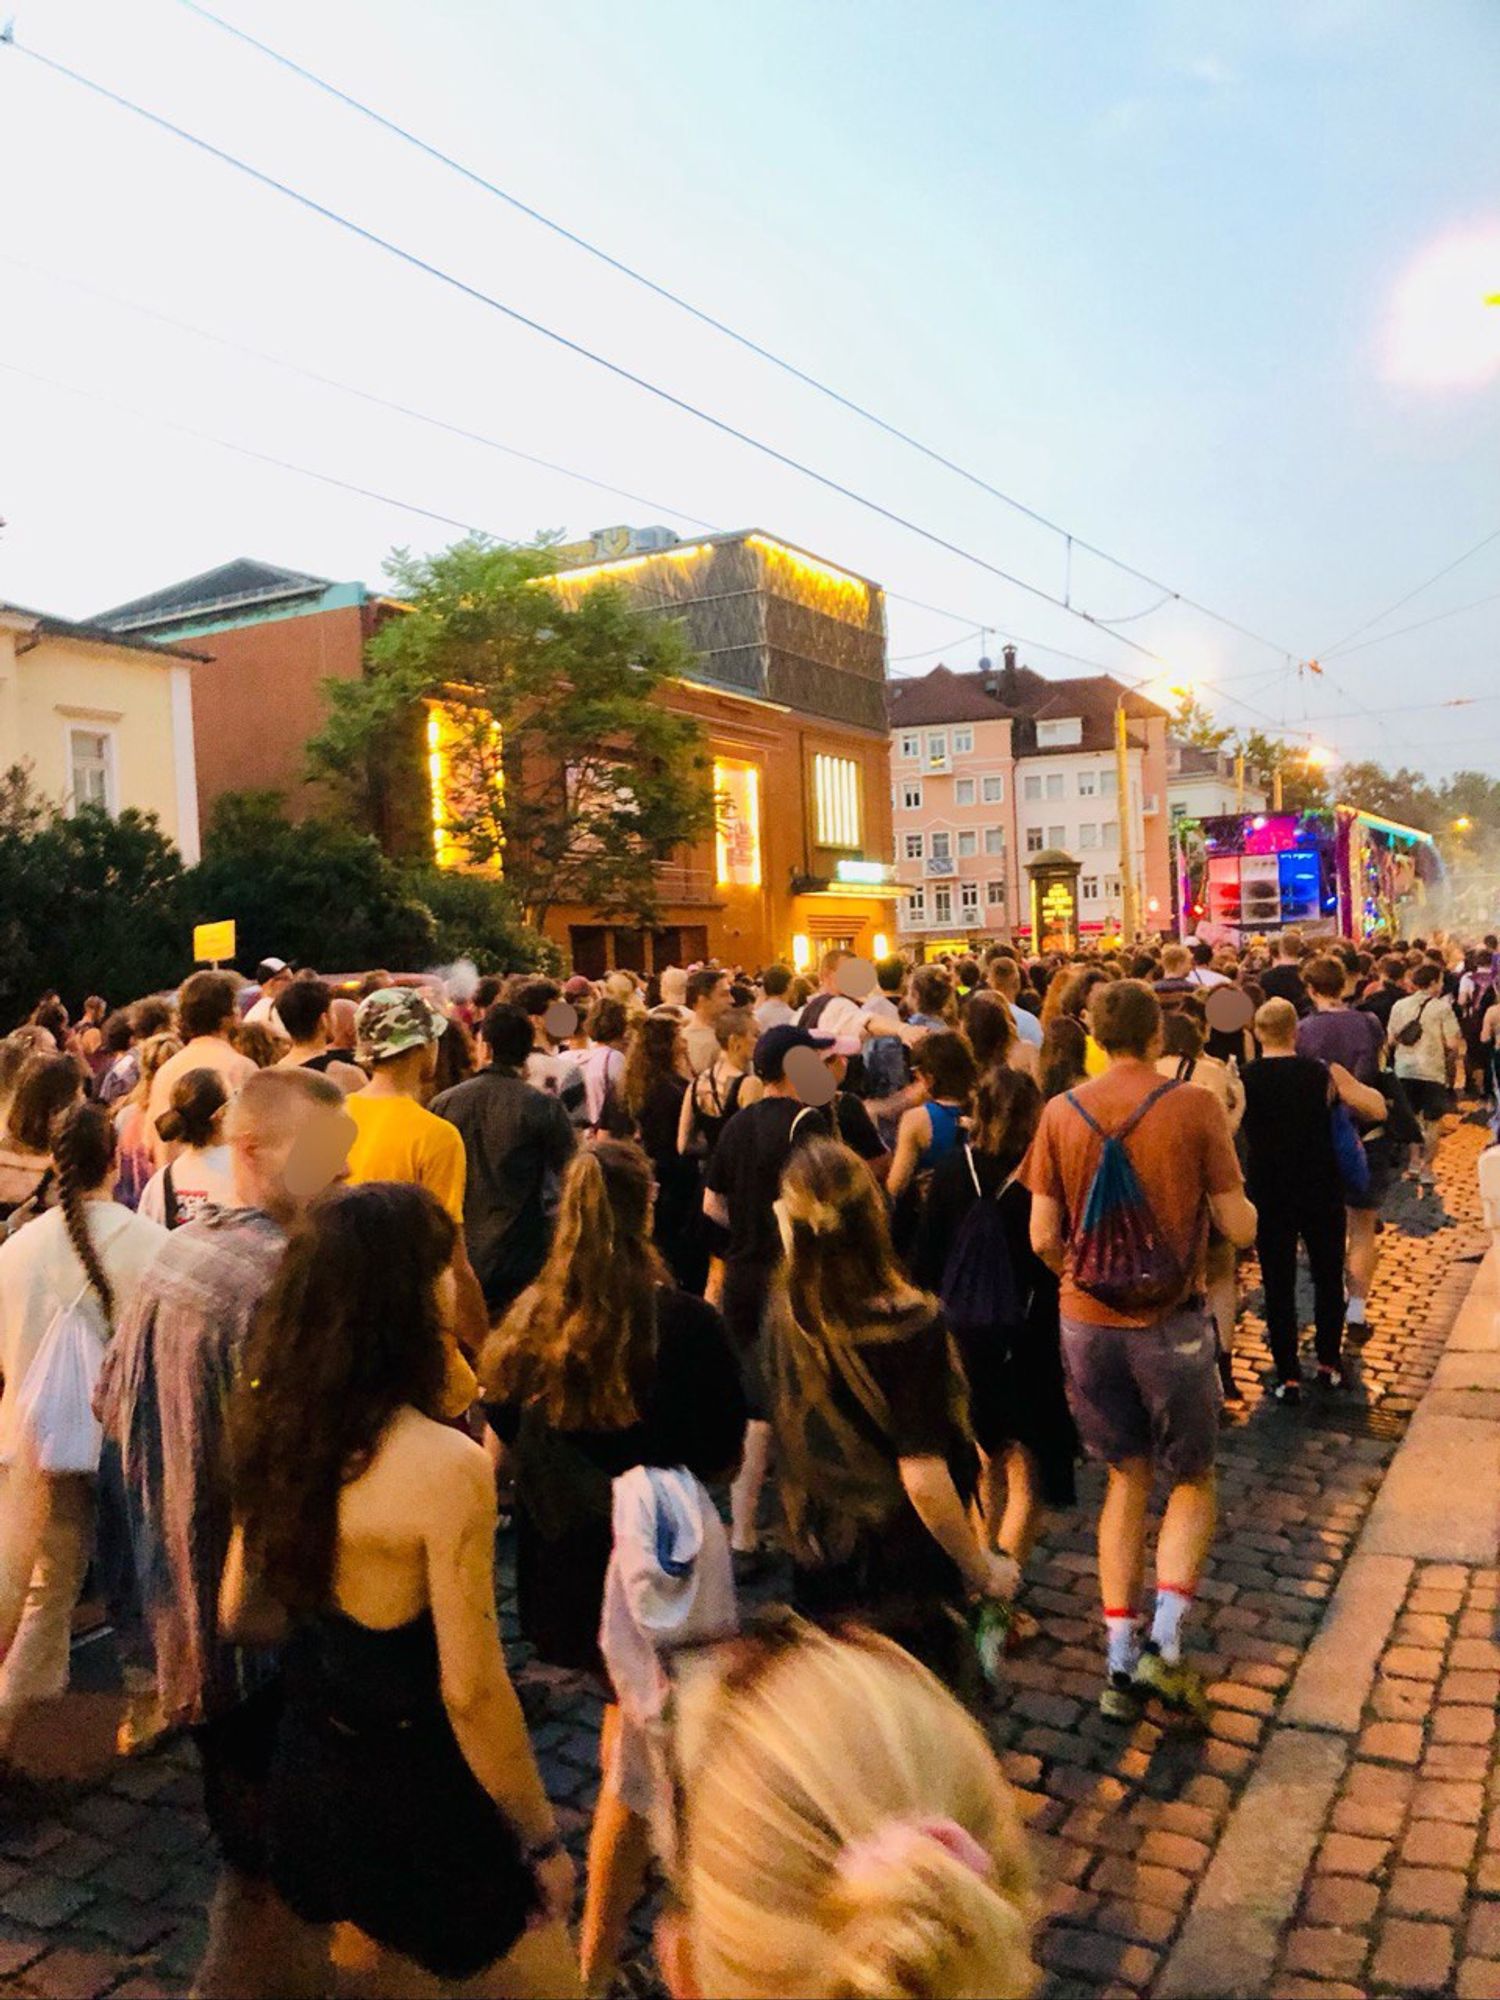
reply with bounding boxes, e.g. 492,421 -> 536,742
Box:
355,987 -> 444,1065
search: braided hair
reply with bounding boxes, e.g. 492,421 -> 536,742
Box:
52,1101 -> 118,1333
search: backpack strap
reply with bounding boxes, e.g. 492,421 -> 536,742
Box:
163,1162 -> 180,1231
1176,1056 -> 1197,1082
1067,1079 -> 1180,1145
963,1143 -> 982,1201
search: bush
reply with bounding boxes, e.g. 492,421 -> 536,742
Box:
403,867 -> 560,976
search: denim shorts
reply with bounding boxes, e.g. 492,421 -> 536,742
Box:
1060,1301 -> 1219,1484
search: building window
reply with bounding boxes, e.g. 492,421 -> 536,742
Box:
1081,875 -> 1100,902
982,774 -> 1005,803
69,728 -> 115,814
954,777 -> 976,807
1078,770 -> 1097,797
1079,822 -> 1099,849
1171,801 -> 1189,824
933,887 -> 952,924
1022,774 -> 1043,801
952,727 -> 974,756
813,754 -> 861,848
987,879 -> 1006,907
930,830 -> 951,860
957,830 -> 977,858
1102,820 -> 1119,848
1106,875 -> 1122,900
1045,771 -> 1065,800
1037,716 -> 1083,748
899,732 -> 920,760
960,882 -> 980,916
901,779 -> 924,811
926,731 -> 948,765
1026,826 -> 1044,854
984,825 -> 1005,855
714,758 -> 762,888
905,889 -> 926,924
903,832 -> 925,861
1101,769 -> 1118,798
1047,825 -> 1066,849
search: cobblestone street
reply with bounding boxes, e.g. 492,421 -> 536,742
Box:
0,1120 -> 1493,2000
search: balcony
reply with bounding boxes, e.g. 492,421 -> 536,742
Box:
925,855 -> 957,878
653,862 -> 718,904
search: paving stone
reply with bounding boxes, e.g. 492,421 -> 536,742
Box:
1467,1902 -> 1500,1956
1434,1703 -> 1495,1744
1387,1865 -> 1468,1918
1316,1832 -> 1390,1878
1382,1645 -> 1445,1681
1359,1721 -> 1424,1766
1412,1777 -> 1485,1824
1370,1917 -> 1455,1992
1424,1742 -> 1491,1781
1444,1669 -> 1500,1704
0,1878 -> 94,1929
1402,1817 -> 1479,1869
1282,1926 -> 1368,1981
1302,1875 -> 1380,1927
1457,1962 -> 1500,2000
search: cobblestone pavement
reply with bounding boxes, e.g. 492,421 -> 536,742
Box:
0,1120 -> 1490,1998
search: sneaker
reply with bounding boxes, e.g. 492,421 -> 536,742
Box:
1273,1378 -> 1302,1405
1098,1671 -> 1143,1723
1134,1645 -> 1213,1729
1316,1364 -> 1348,1391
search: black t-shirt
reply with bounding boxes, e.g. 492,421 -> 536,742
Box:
1241,1055 -> 1338,1209
705,1097 -> 829,1267
1261,964 -> 1311,1017
504,1287 -> 747,1671
1360,982 -> 1405,1030
829,1090 -> 885,1161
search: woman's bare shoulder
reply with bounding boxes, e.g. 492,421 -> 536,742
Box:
361,1407 -> 492,1498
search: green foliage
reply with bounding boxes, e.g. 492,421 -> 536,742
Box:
1335,761 -> 1440,830
1235,731 -> 1332,813
0,766 -> 188,1024
400,866 -> 561,976
1171,694 -> 1233,752
189,792 -> 440,974
309,536 -> 716,928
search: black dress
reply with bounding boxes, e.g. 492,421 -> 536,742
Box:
269,1608 -> 537,1979
915,1148 -> 1078,1509
634,1075 -> 707,1293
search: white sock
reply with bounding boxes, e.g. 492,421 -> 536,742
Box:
1150,1586 -> 1194,1664
1346,1295 -> 1367,1325
1104,1610 -> 1140,1679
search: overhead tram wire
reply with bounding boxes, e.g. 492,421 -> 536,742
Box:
0,253 -> 718,535
173,0 -> 1310,670
6,35 -> 1196,683
1317,589 -> 1500,662
1319,527 -> 1500,657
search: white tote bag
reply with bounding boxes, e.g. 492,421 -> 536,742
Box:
11,1278 -> 105,1475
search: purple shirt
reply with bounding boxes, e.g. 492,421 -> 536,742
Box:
1296,1007 -> 1384,1086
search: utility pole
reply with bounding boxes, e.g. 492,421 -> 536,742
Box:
1115,700 -> 1139,941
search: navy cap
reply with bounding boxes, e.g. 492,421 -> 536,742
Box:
753,1023 -> 835,1081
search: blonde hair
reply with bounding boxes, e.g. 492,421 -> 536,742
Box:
1255,996 -> 1299,1047
674,1619 -> 1037,1999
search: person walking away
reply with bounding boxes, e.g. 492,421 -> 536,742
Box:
1038,1017 -> 1090,1102
1155,1008 -> 1246,1399
481,1143 -> 745,1995
431,1005 -> 577,1327
886,1031 -> 977,1204
273,976 -> 362,1092
1297,955 -> 1391,1338
516,980 -> 588,1126
677,1007 -> 761,1165
97,1070 -> 354,2000
0,1053 -> 87,1230
753,964 -> 800,1032
1260,932 -> 1311,1016
344,990 -> 463,1208
578,997 -> 631,1134
1025,980 -> 1257,1726
682,967 -> 732,1076
146,973 -> 258,1169
138,1069 -> 235,1228
766,1138 -> 1019,1694
988,953 -> 1045,1052
98,998 -> 174,1109
243,959 -> 294,1038
1359,953 -> 1410,1033
1186,941 -> 1230,989
1244,999 -> 1388,1399
1458,949 -> 1499,1099
1388,961 -> 1463,1190
0,1104 -> 166,1742
914,1071 -> 1076,1627
616,1012 -> 704,1292
221,1184 -> 579,1998
703,1026 -> 833,1575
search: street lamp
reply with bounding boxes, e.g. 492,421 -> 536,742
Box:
1453,816 -> 1474,834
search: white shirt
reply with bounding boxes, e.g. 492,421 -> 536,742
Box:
753,999 -> 799,1031
243,994 -> 286,1036
138,1144 -> 237,1228
1009,1004 -> 1044,1049
1187,966 -> 1231,989
1389,991 -> 1463,1086
0,1203 -> 167,1463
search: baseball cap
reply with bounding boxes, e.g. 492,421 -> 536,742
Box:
255,957 -> 290,981
753,1023 -> 836,1081
355,986 -> 446,1065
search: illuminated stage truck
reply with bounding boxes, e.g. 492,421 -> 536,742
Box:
522,527 -> 899,976
1186,807 -> 1444,947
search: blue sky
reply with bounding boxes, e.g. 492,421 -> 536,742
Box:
1,0 -> 1496,774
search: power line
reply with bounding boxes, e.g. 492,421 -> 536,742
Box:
0,253 -> 718,534
6,34 -> 1185,681
1317,589 -> 1500,662
172,0 -> 1310,668
1320,527 -> 1500,657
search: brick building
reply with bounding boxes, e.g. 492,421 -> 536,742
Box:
888,648 -> 1173,950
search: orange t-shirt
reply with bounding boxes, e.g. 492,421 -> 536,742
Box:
1023,1060 -> 1243,1329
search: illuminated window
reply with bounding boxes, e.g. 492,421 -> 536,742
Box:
426,700 -> 503,872
813,755 -> 861,849
713,759 -> 762,888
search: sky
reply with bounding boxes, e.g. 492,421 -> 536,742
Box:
1,0 -> 1497,778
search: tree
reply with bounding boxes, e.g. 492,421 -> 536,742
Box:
189,792 -> 440,974
1170,693 -> 1233,752
403,866 -> 561,976
1337,761 -> 1439,830
1235,731 -> 1332,813
309,537 -> 716,931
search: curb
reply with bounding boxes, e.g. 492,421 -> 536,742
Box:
1156,1241 -> 1500,1998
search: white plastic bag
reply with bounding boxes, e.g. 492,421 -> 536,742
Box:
12,1282 -> 104,1474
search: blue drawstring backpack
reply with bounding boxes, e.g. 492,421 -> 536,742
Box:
941,1148 -> 1023,1342
1066,1081 -> 1187,1313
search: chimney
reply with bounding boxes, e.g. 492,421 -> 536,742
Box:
1001,642 -> 1019,702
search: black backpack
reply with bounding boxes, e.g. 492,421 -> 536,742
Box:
940,1148 -> 1023,1341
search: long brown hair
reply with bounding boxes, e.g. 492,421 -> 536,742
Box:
968,1069 -> 1042,1172
52,1101 -> 119,1331
482,1141 -> 664,1431
1038,1017 -> 1089,1101
963,992 -> 1017,1073
230,1183 -> 455,1614
6,1053 -> 86,1154
623,1013 -> 682,1119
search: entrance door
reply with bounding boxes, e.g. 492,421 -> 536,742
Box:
568,927 -> 609,979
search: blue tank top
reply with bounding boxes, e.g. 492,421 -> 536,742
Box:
923,1100 -> 963,1166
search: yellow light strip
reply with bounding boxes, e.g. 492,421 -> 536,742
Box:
543,542 -> 715,590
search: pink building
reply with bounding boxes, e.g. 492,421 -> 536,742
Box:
889,649 -> 1173,951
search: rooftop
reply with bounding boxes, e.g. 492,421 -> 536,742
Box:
0,603 -> 206,663
888,659 -> 1167,752
93,559 -> 350,635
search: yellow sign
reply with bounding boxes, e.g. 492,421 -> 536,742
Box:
1041,883 -> 1076,920
193,919 -> 236,963
714,759 -> 762,888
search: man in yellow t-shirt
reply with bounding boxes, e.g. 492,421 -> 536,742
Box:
345,988 -> 466,1218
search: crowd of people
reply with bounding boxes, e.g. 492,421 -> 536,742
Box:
0,925 -> 1490,1997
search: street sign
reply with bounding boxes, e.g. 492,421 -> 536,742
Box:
193,919 -> 236,964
